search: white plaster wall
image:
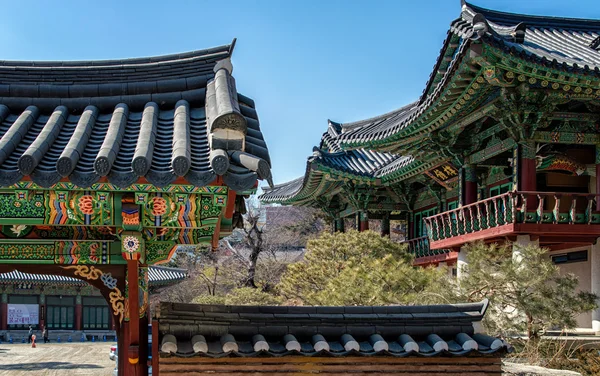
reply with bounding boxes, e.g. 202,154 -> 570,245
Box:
553,246 -> 592,329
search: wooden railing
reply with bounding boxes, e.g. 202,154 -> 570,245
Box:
424,191 -> 600,243
402,236 -> 449,258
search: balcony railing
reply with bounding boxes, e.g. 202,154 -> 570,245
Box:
424,191 -> 600,248
402,236 -> 456,265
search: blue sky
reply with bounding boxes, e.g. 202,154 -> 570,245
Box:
1,0 -> 598,188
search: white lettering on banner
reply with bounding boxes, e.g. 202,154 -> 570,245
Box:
7,304 -> 39,325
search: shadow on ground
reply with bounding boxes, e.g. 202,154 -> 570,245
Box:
0,362 -> 102,370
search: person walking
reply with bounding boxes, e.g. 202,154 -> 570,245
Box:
27,325 -> 33,343
42,327 -> 49,343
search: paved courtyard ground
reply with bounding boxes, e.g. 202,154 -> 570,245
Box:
0,342 -> 114,375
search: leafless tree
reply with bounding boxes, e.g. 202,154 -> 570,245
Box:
229,196 -> 326,289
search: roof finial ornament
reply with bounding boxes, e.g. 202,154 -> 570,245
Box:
311,146 -> 322,158
470,13 -> 489,40
512,23 -> 526,44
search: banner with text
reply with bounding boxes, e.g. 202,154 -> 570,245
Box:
7,304 -> 39,325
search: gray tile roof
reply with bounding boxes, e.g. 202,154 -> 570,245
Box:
464,1 -> 600,72
317,122 -> 410,178
337,2 -> 600,146
157,300 -> 510,358
0,42 -> 271,191
259,177 -> 305,204
0,265 -> 187,287
259,121 -> 413,203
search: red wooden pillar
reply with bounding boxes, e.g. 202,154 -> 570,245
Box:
596,146 -> 600,211
519,142 -> 537,209
381,214 -> 390,237
463,164 -> 478,205
359,211 -> 369,231
337,218 -> 345,233
121,231 -> 147,376
126,259 -> 141,376
74,294 -> 82,331
39,293 -> 46,330
1,293 -> 7,330
119,321 -> 128,376
407,213 -> 414,240
596,165 -> 600,212
152,319 -> 159,376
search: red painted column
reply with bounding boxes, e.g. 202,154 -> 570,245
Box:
126,259 -> 141,376
519,142 -> 537,210
596,164 -> 600,212
463,164 -> 478,205
39,293 -> 46,330
74,294 -> 82,331
337,218 -> 345,233
596,146 -> 600,212
119,321 -> 128,376
151,319 -> 159,376
1,293 -> 7,331
381,214 -> 390,237
359,211 -> 369,231
408,213 -> 414,240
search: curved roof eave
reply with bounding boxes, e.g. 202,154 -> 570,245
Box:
335,2 -> 600,150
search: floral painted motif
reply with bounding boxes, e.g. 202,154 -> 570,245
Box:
78,195 -> 94,215
89,243 -> 99,263
10,225 -> 28,237
101,273 -> 117,289
123,236 -> 140,253
151,197 -> 167,216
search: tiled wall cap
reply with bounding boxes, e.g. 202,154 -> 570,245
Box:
282,334 -> 301,352
455,333 -> 478,351
369,334 -> 389,352
398,334 -> 419,353
252,334 -> 269,352
427,334 -> 449,352
191,335 -> 208,353
161,334 -> 178,353
472,333 -> 504,350
311,334 -> 330,352
340,334 -> 360,352
220,334 -> 239,353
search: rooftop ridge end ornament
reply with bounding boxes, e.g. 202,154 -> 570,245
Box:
470,13 -> 489,40
214,57 -> 234,75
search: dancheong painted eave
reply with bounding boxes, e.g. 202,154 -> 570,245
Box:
260,1 -> 600,206
259,120 -> 416,204
0,40 -> 272,192
337,0 -> 600,150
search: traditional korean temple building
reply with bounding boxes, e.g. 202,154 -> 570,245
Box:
0,39 -> 272,375
0,265 -> 186,334
261,2 -> 600,332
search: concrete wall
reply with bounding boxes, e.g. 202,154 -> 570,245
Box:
554,246 -> 592,329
